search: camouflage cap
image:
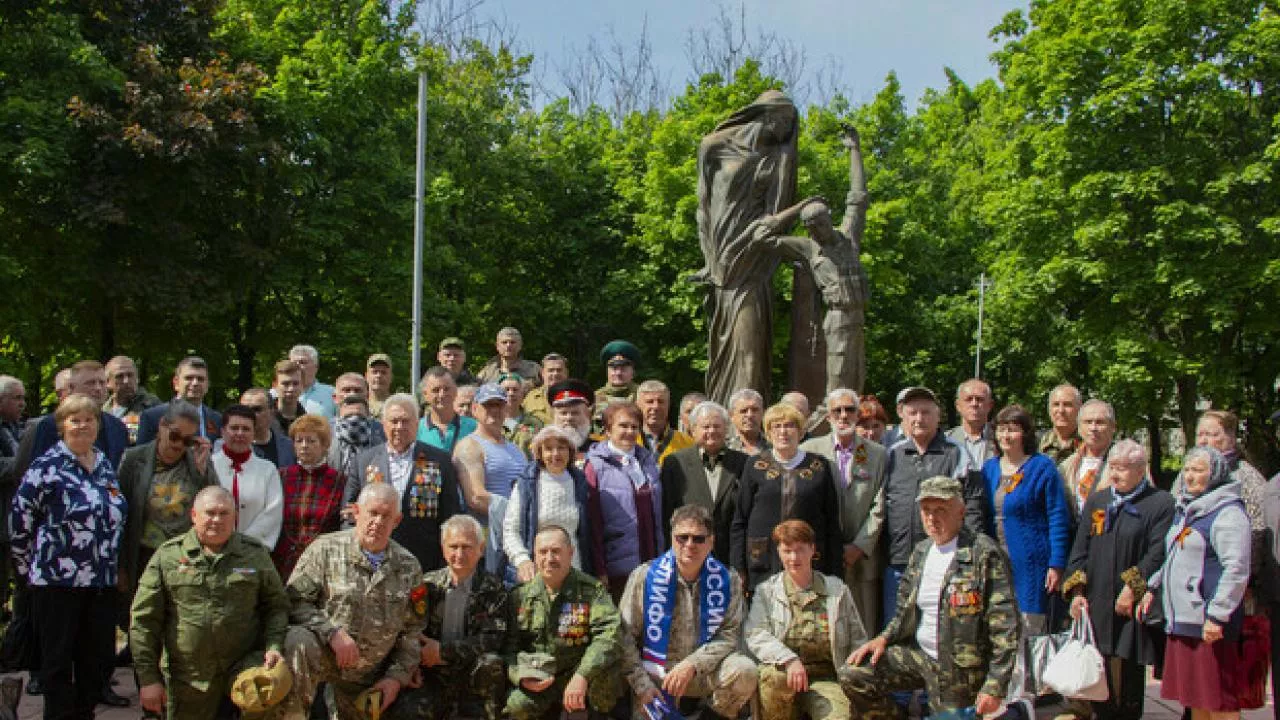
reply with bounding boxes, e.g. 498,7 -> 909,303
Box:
353,688 -> 383,720
229,660 -> 293,712
917,475 -> 963,502
515,651 -> 557,682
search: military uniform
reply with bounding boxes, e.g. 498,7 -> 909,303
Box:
521,386 -> 553,426
619,560 -> 757,719
593,382 -> 638,432
504,568 -> 622,719
842,528 -> 1020,719
504,413 -> 544,457
279,529 -> 424,719
130,530 -> 290,720
477,358 -> 542,385
390,568 -> 512,720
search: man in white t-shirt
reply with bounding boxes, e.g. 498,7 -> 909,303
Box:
844,476 -> 1020,719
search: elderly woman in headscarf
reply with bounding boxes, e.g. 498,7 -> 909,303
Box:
694,90 -> 823,402
1061,439 -> 1175,720
1138,446 -> 1251,720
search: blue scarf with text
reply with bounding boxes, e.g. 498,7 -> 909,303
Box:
641,549 -> 730,677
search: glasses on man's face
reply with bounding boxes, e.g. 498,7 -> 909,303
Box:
830,406 -> 858,415
674,533 -> 708,546
167,429 -> 197,448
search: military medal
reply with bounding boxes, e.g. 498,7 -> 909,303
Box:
410,584 -> 428,616
367,464 -> 385,485
1091,508 -> 1106,536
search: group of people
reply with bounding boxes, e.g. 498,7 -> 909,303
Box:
0,330 -> 1276,720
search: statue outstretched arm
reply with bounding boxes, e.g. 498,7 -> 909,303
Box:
839,125 -> 867,252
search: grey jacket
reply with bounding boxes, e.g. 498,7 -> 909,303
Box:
883,432 -> 985,566
800,433 -> 887,580
745,571 -> 867,668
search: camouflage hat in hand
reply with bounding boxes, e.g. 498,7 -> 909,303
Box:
229,660 -> 293,713
516,651 -> 557,682
917,475 -> 963,502
353,688 -> 384,720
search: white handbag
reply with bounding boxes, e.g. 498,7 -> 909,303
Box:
1041,608 -> 1109,701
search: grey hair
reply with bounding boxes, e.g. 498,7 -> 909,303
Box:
534,524 -> 573,549
162,399 -> 202,427
679,392 -> 707,409
669,504 -> 714,535
0,376 -> 22,396
335,372 -> 367,390
1109,438 -> 1148,466
826,388 -> 859,407
441,514 -> 486,547
728,388 -> 764,410
456,384 -> 478,395
1080,398 -> 1116,424
497,327 -> 522,341
955,378 -> 991,401
357,482 -> 401,508
1049,383 -> 1083,409
636,379 -> 669,397
420,366 -> 453,386
288,345 -> 319,363
381,393 -> 420,421
53,368 -> 72,391
194,485 -> 236,510
688,400 -> 730,426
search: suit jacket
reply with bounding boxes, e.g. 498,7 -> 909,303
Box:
800,433 -> 888,580
660,445 -> 746,564
136,401 -> 223,445
343,441 -> 460,573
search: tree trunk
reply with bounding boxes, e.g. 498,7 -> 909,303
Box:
1146,408 -> 1168,489
1174,374 -> 1199,449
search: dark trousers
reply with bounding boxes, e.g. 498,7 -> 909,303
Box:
32,586 -> 116,720
1090,656 -> 1146,720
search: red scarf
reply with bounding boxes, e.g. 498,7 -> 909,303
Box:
224,446 -> 252,506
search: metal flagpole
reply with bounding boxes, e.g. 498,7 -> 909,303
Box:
411,71 -> 427,391
975,272 -> 990,378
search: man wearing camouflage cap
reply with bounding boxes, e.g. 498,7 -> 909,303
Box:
843,476 -> 1020,720
130,486 -> 290,720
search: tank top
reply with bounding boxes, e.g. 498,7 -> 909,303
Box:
474,434 -> 525,498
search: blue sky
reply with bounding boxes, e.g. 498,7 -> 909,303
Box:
477,0 -> 1029,107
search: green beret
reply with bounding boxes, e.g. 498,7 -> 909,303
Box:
599,340 -> 640,367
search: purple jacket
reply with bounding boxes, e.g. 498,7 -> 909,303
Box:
584,442 -> 664,578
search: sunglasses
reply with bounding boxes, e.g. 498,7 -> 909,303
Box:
830,406 -> 858,415
674,533 -> 709,545
166,429 -> 198,448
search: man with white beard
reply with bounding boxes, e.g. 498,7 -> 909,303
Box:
547,379 -> 599,466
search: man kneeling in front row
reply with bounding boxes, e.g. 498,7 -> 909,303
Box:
505,525 -> 622,719
390,515 -> 511,720
844,476 -> 1020,719
620,504 -> 757,720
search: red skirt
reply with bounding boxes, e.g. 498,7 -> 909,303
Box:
1160,634 -> 1244,711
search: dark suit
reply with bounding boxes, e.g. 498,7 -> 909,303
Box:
659,445 -> 747,564
135,401 -> 222,445
342,441 -> 460,572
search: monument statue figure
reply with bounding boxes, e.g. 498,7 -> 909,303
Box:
694,90 -> 810,405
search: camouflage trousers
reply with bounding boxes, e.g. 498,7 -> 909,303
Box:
842,644 -> 980,720
504,670 -> 622,720
629,653 -> 758,720
387,653 -> 507,720
758,665 -> 851,720
276,626 -> 390,720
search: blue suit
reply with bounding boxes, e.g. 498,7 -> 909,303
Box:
135,401 -> 222,445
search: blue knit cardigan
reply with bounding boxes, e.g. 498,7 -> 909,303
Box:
981,452 -> 1071,614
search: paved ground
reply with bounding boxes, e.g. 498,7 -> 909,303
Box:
6,667 -> 1277,718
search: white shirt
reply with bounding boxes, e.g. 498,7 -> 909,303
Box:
211,452 -> 283,549
504,470 -> 581,569
387,444 -> 414,500
915,537 -> 958,661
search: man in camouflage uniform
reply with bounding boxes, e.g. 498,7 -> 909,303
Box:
844,476 -> 1019,719
620,505 -> 756,720
279,483 -> 425,719
504,526 -> 622,719
390,515 -> 511,720
130,486 -> 290,720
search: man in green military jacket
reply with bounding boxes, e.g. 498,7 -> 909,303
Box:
130,486 -> 290,720
504,525 -> 622,719
844,476 -> 1020,720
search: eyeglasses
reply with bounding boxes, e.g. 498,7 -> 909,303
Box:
674,533 -> 708,545
166,429 -> 197,448
830,406 -> 858,415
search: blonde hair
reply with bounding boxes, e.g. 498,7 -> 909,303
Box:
762,402 -> 804,432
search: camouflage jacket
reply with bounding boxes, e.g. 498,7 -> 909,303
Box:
422,567 -> 512,668
881,529 -> 1019,700
505,568 -> 620,685
287,529 -> 425,686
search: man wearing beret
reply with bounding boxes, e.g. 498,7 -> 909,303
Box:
477,327 -> 542,385
131,486 -> 290,720
594,340 -> 641,427
844,476 -> 1019,720
504,525 -> 622,719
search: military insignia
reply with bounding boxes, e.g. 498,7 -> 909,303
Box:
367,464 -> 385,484
1078,468 -> 1097,502
798,468 -> 813,479
754,460 -> 769,471
558,602 -> 590,645
232,567 -> 257,575
1174,526 -> 1193,547
854,445 -> 868,464
1004,471 -> 1023,494
410,584 -> 428,616
1091,509 -> 1106,536
766,469 -> 780,480
948,588 -> 982,615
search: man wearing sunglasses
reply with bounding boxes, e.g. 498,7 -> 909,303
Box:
618,504 -> 757,720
